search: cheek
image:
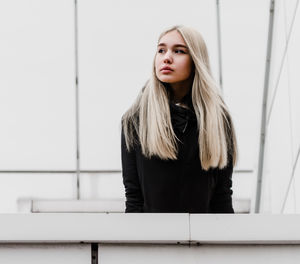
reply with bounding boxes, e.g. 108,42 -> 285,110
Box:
180,58 -> 193,76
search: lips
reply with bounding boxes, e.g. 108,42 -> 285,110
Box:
160,66 -> 173,71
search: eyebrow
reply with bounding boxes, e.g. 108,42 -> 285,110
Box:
157,43 -> 188,49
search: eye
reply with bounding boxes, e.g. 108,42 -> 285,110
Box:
158,48 -> 165,53
175,49 -> 186,54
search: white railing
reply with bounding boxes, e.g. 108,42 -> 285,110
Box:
1,214 -> 300,264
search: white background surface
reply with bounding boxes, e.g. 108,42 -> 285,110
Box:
98,244 -> 300,264
0,0 -> 76,170
0,0 -> 299,213
0,245 -> 90,264
262,0 -> 300,213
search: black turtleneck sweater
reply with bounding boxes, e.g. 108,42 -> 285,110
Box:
121,95 -> 234,213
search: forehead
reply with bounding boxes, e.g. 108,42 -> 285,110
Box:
158,30 -> 187,46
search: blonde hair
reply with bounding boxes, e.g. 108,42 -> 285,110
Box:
122,25 -> 238,170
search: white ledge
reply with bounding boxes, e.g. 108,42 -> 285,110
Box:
0,213 -> 189,244
0,214 -> 300,244
190,214 -> 300,244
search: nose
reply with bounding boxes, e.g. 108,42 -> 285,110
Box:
163,50 -> 173,63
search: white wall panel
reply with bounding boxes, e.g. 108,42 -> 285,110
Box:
0,244 -> 90,264
0,0 -> 76,170
269,0 -> 290,95
263,63 -> 293,213
294,167 -> 300,212
0,173 -> 76,213
286,1 -> 300,165
282,177 -> 296,214
80,172 -> 124,199
78,0 -> 218,170
98,244 -> 300,264
221,0 -> 270,170
280,1 -> 300,213
261,0 -> 300,213
232,172 -> 255,200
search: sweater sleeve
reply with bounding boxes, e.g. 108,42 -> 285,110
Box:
210,156 -> 234,213
121,129 -> 144,213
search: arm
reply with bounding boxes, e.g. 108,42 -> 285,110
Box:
210,156 -> 234,213
121,129 -> 144,212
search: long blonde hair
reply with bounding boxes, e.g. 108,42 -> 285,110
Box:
122,25 -> 238,170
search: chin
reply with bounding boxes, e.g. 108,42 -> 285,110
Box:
158,76 -> 176,83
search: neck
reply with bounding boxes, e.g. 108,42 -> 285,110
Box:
169,76 -> 193,103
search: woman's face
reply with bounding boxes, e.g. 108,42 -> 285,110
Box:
155,30 -> 193,84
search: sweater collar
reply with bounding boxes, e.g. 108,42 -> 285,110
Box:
169,90 -> 197,133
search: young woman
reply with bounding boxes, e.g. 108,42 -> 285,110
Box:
121,25 -> 238,213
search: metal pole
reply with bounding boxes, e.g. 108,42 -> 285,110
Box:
255,0 -> 275,213
74,0 -> 81,200
216,0 -> 223,90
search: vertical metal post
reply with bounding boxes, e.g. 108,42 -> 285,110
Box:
216,0 -> 223,90
255,0 -> 275,213
74,0 -> 81,200
91,243 -> 98,264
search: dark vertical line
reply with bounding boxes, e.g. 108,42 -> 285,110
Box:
255,0 -> 275,213
74,0 -> 80,200
216,0 -> 223,90
91,243 -> 98,264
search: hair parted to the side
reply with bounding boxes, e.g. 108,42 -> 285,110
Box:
122,25 -> 238,170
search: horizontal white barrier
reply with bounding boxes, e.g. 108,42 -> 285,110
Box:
0,214 -> 300,244
0,213 -> 189,244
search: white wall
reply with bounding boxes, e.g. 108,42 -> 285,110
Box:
220,0 -> 270,212
0,0 -> 76,170
98,244 -> 300,264
261,0 -> 300,213
1,0 -> 296,213
0,245 -> 90,264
